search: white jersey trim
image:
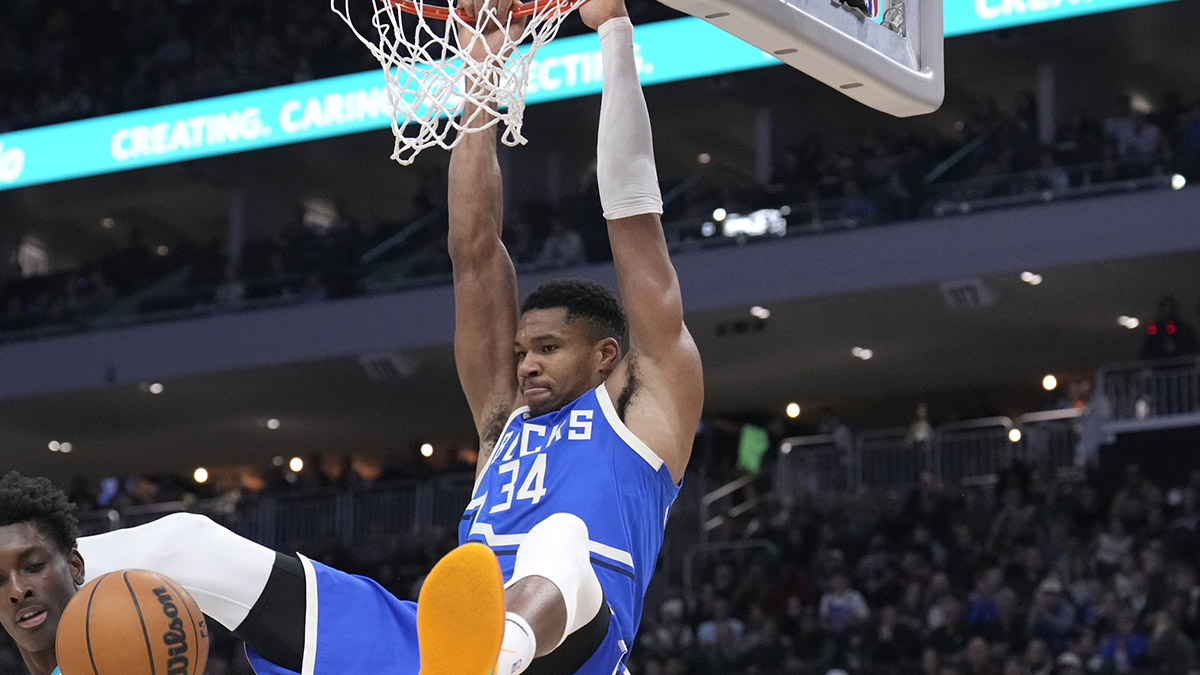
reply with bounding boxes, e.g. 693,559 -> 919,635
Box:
297,553 -> 319,675
473,405 -> 531,494
596,383 -> 665,472
468,521 -> 636,571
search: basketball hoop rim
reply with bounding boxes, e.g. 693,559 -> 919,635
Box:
390,0 -> 579,21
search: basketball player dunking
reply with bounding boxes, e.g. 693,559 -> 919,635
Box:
24,2 -> 701,674
447,0 -> 702,671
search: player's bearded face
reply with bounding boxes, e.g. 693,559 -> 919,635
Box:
516,308 -> 602,415
0,522 -> 84,654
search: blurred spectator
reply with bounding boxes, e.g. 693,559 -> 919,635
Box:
1097,611 -> 1148,672
213,263 -> 246,309
1054,651 -> 1085,675
906,401 -> 934,447
870,604 -> 921,664
964,636 -> 997,675
1035,151 -> 1070,193
928,597 -> 971,656
1025,637 -> 1055,675
1147,609 -> 1197,670
1027,577 -> 1076,655
820,571 -> 871,635
696,598 -> 746,647
536,219 -> 587,269
976,588 -> 1028,656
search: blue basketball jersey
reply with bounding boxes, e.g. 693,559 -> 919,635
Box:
459,384 -> 680,662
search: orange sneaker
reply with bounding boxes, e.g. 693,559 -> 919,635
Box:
417,543 -> 506,675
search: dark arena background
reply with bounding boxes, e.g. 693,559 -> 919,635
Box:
2,0 -> 1200,673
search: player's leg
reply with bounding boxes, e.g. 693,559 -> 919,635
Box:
419,514 -> 606,675
76,513 -> 307,672
502,513 -> 608,675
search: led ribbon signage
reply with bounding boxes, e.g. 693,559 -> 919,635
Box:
0,0 -> 1178,191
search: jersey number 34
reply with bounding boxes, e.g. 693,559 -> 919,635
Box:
490,454 -> 548,513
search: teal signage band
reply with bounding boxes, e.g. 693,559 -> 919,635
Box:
944,0 -> 1180,35
0,0 -> 1178,192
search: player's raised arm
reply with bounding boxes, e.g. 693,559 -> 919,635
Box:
582,0 -> 703,484
448,0 -> 526,458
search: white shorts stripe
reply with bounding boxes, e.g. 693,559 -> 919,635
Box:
468,521 -> 636,571
297,554 -> 319,675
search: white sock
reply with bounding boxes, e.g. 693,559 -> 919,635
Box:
496,612 -> 537,675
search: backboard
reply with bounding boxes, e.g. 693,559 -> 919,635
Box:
656,0 -> 944,117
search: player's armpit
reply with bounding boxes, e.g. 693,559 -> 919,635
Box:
615,334 -> 702,485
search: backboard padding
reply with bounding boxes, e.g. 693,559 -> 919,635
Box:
657,0 -> 944,117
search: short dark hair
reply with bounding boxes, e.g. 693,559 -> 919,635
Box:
521,279 -> 628,354
0,472 -> 79,553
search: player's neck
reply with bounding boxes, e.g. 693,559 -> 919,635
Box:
19,645 -> 58,675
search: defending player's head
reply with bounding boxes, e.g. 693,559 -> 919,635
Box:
516,278 -> 628,416
0,471 -> 84,670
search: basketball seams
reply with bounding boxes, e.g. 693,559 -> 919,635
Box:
157,574 -> 204,675
83,572 -> 108,675
122,570 -> 158,675
59,570 -> 208,675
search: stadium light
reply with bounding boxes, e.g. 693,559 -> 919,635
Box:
1008,429 -> 1022,443
786,402 -> 801,418
1042,374 -> 1058,391
712,208 -> 728,222
1172,174 -> 1187,190
290,457 -> 304,472
194,468 -> 209,484
420,443 -> 434,458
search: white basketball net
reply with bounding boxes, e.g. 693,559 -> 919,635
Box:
333,0 -> 589,165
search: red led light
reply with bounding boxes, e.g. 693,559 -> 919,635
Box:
1167,322 -> 1176,335
1148,323 -> 1158,335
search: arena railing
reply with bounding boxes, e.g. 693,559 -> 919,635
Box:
924,153 -> 1174,218
1096,355 -> 1200,432
934,417 -> 1015,486
1,152 -> 1184,346
772,434 -> 861,500
1014,408 -> 1086,477
857,427 -> 922,492
699,472 -> 758,537
74,474 -> 475,552
709,411 -> 1088,507
682,539 -> 779,595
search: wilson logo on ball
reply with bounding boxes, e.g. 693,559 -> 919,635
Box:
153,586 -> 193,675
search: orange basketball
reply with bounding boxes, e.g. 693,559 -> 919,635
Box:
56,569 -> 209,675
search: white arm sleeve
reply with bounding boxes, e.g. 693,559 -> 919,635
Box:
597,16 -> 663,221
76,513 -> 276,630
